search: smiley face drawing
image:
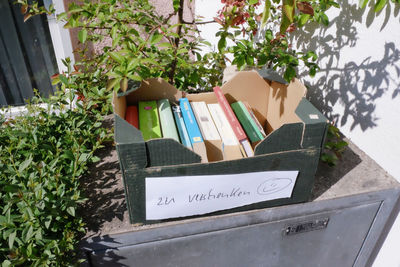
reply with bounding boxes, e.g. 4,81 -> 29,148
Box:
257,178 -> 293,195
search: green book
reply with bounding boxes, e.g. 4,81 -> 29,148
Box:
157,99 -> 180,143
231,101 -> 264,143
139,101 -> 162,141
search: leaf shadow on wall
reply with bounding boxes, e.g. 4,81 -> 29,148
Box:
293,1 -> 400,132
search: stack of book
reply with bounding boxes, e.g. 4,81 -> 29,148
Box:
124,87 -> 267,163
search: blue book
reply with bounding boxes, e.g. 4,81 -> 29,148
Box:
179,98 -> 208,162
172,105 -> 192,149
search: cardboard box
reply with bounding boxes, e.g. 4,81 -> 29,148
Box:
113,71 -> 328,224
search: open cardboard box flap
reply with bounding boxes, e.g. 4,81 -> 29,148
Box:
113,71 -> 323,169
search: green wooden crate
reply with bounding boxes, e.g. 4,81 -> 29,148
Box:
113,71 -> 328,224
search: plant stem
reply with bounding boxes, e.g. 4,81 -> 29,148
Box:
168,0 -> 185,84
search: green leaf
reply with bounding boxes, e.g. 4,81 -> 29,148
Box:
246,56 -> 255,66
51,76 -> 61,85
26,225 -> 34,240
68,4 -> 83,14
127,74 -> 142,81
284,66 -> 296,82
19,156 -> 32,173
249,0 -> 259,4
57,12 -> 68,21
280,0 -> 295,34
265,29 -> 274,41
320,13 -> 330,26
261,0 -> 271,28
8,231 -> 16,249
59,74 -> 69,85
337,140 -> 349,148
200,40 -> 212,46
44,218 -> 52,229
78,153 -> 90,163
2,260 -> 11,267
106,78 -> 120,91
177,48 -> 188,54
112,35 -> 121,48
127,58 -> 140,71
150,32 -> 163,45
140,58 -> 158,65
282,0 -> 295,23
93,122 -> 102,128
159,42 -> 173,48
67,207 -> 75,217
374,0 -> 387,12
78,29 -> 87,44
299,14 -> 310,27
309,67 -> 317,77
360,0 -> 369,8
108,52 -> 124,64
258,54 -> 268,65
111,26 -> 118,40
218,36 -> 227,52
91,156 -> 101,162
280,15 -> 291,34
4,185 -> 19,193
173,0 -> 180,12
121,77 -> 128,92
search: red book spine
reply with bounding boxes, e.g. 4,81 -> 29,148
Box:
213,86 -> 247,141
125,105 -> 139,128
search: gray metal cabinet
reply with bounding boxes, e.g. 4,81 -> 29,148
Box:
80,141 -> 400,267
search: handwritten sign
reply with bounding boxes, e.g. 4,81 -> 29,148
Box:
145,170 -> 299,220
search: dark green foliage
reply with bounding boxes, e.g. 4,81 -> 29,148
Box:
321,124 -> 348,166
0,89 -> 110,265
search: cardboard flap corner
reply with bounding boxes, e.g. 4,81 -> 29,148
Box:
254,122 -> 304,155
223,144 -> 244,161
267,79 -> 307,131
114,114 -> 144,144
221,71 -> 271,127
295,98 -> 329,149
255,68 -> 288,85
146,138 -> 202,167
126,78 -> 182,103
204,140 -> 224,162
114,114 -> 148,169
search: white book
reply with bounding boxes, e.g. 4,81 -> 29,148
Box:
207,103 -> 239,146
208,103 -> 244,160
190,102 -> 221,141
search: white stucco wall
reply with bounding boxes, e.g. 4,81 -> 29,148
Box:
196,1 -> 400,266
297,1 -> 400,182
297,3 -> 400,266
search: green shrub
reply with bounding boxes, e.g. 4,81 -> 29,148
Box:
0,91 -> 110,266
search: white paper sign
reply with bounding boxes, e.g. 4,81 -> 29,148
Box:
145,170 -> 299,220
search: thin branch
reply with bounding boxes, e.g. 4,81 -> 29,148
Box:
182,20 -> 216,25
163,11 -> 177,24
168,0 -> 185,84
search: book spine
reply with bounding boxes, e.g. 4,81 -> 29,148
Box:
125,105 -> 139,128
172,105 -> 192,149
179,98 -> 204,144
243,101 -> 267,138
207,103 -> 238,146
213,86 -> 247,142
157,99 -> 180,142
231,102 -> 264,143
190,102 -> 221,141
138,101 -> 162,141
